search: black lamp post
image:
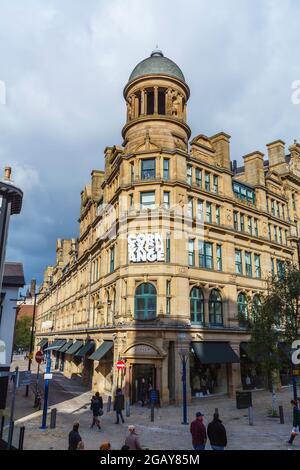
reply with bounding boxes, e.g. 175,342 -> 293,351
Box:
25,288 -> 41,397
179,345 -> 189,425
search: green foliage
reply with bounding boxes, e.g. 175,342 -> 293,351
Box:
14,316 -> 32,349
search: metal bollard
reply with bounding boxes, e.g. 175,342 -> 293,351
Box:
126,399 -> 130,417
18,426 -> 25,450
50,408 -> 57,429
0,416 -> 4,439
107,396 -> 112,412
248,406 -> 254,426
150,402 -> 154,422
279,405 -> 284,424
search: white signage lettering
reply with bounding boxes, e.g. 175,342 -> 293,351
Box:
128,233 -> 165,263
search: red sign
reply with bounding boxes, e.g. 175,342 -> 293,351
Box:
116,360 -> 125,370
35,350 -> 44,364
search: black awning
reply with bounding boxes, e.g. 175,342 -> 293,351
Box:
65,341 -> 84,356
191,342 -> 240,364
89,341 -> 113,361
38,339 -> 48,348
75,341 -> 95,357
59,340 -> 73,353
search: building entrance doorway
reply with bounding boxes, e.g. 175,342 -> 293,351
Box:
132,364 -> 156,404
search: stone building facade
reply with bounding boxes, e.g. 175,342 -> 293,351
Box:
34,50 -> 300,404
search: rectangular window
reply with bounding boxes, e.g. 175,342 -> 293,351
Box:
240,214 -> 245,232
130,162 -> 135,182
213,175 -> 219,193
110,246 -> 115,273
235,250 -> 243,275
141,158 -> 156,180
292,194 -> 296,210
245,252 -> 252,277
254,254 -> 261,278
163,191 -> 170,209
279,227 -> 283,245
205,172 -> 210,191
282,204 -> 285,219
233,182 -> 255,204
206,202 -> 212,223
197,199 -> 204,221
195,168 -> 202,188
277,202 -> 280,218
166,233 -> 171,263
199,241 -> 213,269
140,191 -> 155,209
163,159 -> 170,179
188,197 -> 193,217
248,216 -> 252,235
215,206 -> 221,225
187,165 -> 192,185
271,200 -> 275,216
129,193 -> 134,207
274,226 -> 278,243
216,245 -> 222,272
188,239 -> 195,266
285,230 -> 288,245
234,211 -> 239,230
271,257 -> 275,276
268,224 -> 272,240
166,280 -> 171,315
277,259 -> 285,278
254,219 -> 259,237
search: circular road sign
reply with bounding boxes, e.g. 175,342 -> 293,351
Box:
116,360 -> 126,370
35,350 -> 44,364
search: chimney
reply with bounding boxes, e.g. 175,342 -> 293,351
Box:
243,151 -> 265,186
30,279 -> 36,298
4,166 -> 11,181
266,140 -> 286,172
210,132 -> 231,170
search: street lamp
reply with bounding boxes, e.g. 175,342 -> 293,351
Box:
179,345 -> 189,425
25,286 -> 42,397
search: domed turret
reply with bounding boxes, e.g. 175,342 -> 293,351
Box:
123,50 -> 190,153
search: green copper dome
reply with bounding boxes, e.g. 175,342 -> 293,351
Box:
128,49 -> 185,83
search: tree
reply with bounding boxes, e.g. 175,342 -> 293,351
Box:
14,316 -> 32,350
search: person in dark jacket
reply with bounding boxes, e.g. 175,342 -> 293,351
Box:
190,412 -> 207,450
287,399 -> 300,445
207,413 -> 227,450
139,378 -> 148,406
114,388 -> 125,424
90,392 -> 103,430
68,422 -> 82,450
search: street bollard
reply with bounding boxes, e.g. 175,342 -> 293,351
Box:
107,396 -> 112,412
279,405 -> 284,424
150,402 -> 155,422
248,406 -> 254,426
50,408 -> 57,429
215,408 -> 219,416
0,416 -> 4,439
18,426 -> 25,450
126,399 -> 130,417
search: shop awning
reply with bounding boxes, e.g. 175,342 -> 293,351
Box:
75,341 -> 95,357
45,339 -> 66,351
191,342 -> 240,364
65,340 -> 84,356
89,341 -> 113,361
58,340 -> 73,353
38,339 -> 48,348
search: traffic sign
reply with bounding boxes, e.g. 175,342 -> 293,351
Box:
35,350 -> 44,364
16,371 -> 32,388
116,360 -> 125,370
44,373 -> 53,380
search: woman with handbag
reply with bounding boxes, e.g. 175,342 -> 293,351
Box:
90,392 -> 103,430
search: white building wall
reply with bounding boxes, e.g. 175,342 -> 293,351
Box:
0,286 -> 19,366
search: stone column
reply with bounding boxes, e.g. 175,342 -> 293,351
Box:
141,89 -> 145,115
154,86 -> 158,114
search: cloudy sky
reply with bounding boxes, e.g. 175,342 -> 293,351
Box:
1,0 -> 300,286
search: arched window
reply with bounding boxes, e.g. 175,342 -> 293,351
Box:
238,292 -> 248,325
252,294 -> 262,317
135,283 -> 157,320
190,287 -> 204,324
209,289 -> 223,326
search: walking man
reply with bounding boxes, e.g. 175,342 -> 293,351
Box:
68,422 -> 82,450
114,388 -> 125,424
90,392 -> 103,430
207,413 -> 227,450
190,411 -> 207,450
287,398 -> 300,445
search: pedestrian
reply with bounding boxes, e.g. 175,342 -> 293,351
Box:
287,399 -> 300,445
77,441 -> 85,450
207,413 -> 227,450
100,441 -> 111,450
190,412 -> 207,450
125,425 -> 143,450
68,421 -> 82,450
139,378 -> 147,406
113,388 -> 125,424
121,445 -> 130,450
90,391 -> 103,430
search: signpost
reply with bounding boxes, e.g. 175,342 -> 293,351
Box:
41,349 -> 51,429
34,351 -> 43,407
116,360 -> 125,389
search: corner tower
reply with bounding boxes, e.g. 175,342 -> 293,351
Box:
122,49 -> 190,153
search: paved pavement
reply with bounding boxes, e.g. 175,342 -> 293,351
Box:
3,358 -> 300,450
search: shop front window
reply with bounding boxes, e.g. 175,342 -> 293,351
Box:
135,283 -> 157,320
190,352 -> 228,397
